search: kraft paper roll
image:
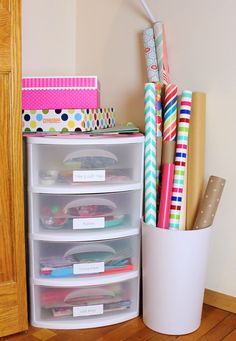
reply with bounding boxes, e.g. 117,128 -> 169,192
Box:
186,92 -> 206,229
156,136 -> 163,169
193,176 -> 226,229
161,141 -> 176,164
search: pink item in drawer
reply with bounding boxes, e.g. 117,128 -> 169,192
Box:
22,76 -> 100,110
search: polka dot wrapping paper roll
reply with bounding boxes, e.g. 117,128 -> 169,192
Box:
193,176 -> 226,229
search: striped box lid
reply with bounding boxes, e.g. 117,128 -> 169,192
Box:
22,76 -> 99,90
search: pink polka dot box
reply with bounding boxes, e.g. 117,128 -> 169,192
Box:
22,76 -> 100,110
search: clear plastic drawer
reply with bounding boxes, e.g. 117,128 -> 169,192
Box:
27,136 -> 144,189
29,191 -> 141,235
30,235 -> 139,279
31,278 -> 139,326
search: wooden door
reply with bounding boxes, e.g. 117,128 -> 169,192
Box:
0,0 -> 28,337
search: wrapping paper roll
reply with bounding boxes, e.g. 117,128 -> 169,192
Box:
161,140 -> 176,165
170,91 -> 192,230
153,22 -> 170,85
155,82 -> 163,215
144,83 -> 157,226
163,84 -> 177,142
158,84 -> 177,229
156,137 -> 162,216
186,92 -> 206,229
155,82 -> 163,138
178,169 -> 187,230
157,163 -> 175,229
193,176 -> 226,229
143,28 -> 159,82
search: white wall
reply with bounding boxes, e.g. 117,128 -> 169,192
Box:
22,0 -> 77,75
22,0 -> 236,297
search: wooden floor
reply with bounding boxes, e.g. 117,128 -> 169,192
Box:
2,305 -> 236,341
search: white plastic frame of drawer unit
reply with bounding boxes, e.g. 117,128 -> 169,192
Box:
26,135 -> 144,191
30,276 -> 139,329
28,190 -> 142,239
29,235 -> 140,282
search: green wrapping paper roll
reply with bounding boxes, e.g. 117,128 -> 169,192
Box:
186,92 -> 206,229
144,83 -> 157,227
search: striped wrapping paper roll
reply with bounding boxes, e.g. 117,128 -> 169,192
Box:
169,91 -> 192,230
144,83 -> 157,227
143,28 -> 160,82
153,22 -> 170,86
163,84 -> 177,141
157,84 -> 177,229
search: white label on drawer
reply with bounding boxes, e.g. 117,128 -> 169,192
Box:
73,217 -> 105,229
73,304 -> 104,317
73,262 -> 105,274
73,170 -> 106,182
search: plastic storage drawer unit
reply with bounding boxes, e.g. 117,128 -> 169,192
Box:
30,277 -> 139,329
27,135 -> 144,329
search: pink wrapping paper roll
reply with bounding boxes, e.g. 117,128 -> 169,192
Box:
153,22 -> 170,85
157,163 -> 175,229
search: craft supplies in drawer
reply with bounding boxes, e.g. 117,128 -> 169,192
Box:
31,236 -> 139,279
28,138 -> 144,187
31,191 -> 141,233
32,278 -> 138,321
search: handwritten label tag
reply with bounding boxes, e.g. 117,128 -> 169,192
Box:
73,217 -> 105,229
73,170 -> 106,182
73,262 -> 105,275
73,304 -> 104,317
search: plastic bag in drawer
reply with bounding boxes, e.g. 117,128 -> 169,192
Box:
63,149 -> 118,169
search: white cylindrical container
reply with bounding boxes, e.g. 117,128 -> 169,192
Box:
142,221 -> 212,335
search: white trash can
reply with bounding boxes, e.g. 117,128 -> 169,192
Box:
142,221 -> 212,335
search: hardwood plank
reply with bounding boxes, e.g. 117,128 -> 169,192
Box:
223,328 -> 236,341
95,316 -> 145,341
197,313 -> 236,341
123,325 -> 157,341
177,306 -> 230,340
